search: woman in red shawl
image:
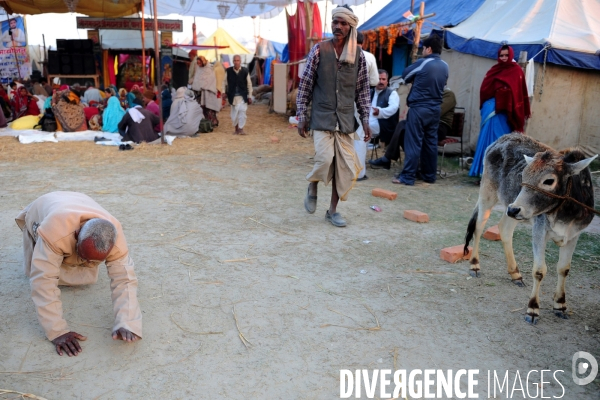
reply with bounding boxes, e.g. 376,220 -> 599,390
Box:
469,45 -> 531,178
10,86 -> 40,119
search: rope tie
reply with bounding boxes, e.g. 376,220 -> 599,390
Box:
521,178 -> 599,216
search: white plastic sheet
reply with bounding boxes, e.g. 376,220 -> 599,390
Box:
18,133 -> 58,144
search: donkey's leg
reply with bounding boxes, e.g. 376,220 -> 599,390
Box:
526,216 -> 548,324
553,235 -> 579,319
498,214 -> 523,286
469,183 -> 498,278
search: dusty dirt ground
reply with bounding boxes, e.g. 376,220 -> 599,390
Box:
0,103 -> 599,400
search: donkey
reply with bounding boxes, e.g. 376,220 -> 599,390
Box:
464,134 -> 597,324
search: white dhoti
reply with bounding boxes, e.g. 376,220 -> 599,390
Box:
354,122 -> 367,179
306,130 -> 361,201
231,96 -> 248,128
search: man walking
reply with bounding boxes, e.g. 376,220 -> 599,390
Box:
397,35 -> 448,185
225,55 -> 253,135
296,5 -> 371,227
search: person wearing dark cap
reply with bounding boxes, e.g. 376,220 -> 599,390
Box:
117,97 -> 160,143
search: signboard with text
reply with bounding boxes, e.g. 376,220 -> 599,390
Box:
76,17 -> 183,32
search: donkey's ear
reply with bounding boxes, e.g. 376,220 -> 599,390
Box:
524,155 -> 534,165
568,154 -> 598,176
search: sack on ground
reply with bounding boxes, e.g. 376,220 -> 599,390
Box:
198,118 -> 213,133
35,108 -> 58,132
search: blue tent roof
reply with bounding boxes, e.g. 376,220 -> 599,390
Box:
358,0 -> 486,34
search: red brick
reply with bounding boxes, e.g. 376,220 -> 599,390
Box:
270,136 -> 280,143
403,210 -> 429,223
372,188 -> 397,200
440,245 -> 472,263
483,225 -> 501,241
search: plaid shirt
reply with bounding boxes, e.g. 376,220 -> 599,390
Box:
296,42 -> 370,127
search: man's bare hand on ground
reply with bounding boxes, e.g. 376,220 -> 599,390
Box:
52,331 -> 87,356
297,121 -> 309,138
112,328 -> 140,342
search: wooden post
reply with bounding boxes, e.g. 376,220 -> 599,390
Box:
518,50 -> 528,72
42,34 -> 48,79
152,0 -> 164,144
410,2 -> 425,64
214,37 -> 218,62
141,0 -> 146,87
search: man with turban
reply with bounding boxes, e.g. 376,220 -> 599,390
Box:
296,5 -> 371,227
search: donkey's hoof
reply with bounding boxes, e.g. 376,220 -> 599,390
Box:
512,279 -> 525,287
469,270 -> 481,278
524,315 -> 538,325
553,310 -> 569,319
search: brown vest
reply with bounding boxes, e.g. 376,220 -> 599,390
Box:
309,40 -> 360,134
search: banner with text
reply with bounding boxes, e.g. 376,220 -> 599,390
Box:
76,18 -> 183,32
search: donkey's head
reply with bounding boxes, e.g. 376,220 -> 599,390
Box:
506,151 -> 597,220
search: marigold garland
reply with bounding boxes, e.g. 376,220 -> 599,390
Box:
378,26 -> 386,48
387,25 -> 399,55
367,30 -> 377,54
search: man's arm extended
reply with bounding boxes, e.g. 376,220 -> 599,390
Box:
106,254 -> 143,341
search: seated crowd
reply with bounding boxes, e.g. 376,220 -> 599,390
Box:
1,78 -> 210,143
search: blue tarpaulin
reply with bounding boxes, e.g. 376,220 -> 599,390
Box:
358,0 -> 486,34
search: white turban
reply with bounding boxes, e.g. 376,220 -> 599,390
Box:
331,6 -> 359,64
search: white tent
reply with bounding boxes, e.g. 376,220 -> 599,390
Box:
445,0 -> 600,70
439,0 -> 600,156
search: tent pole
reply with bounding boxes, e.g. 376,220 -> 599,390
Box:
141,0 -> 146,87
152,0 -> 164,144
214,37 -> 218,62
42,34 -> 48,79
323,0 -> 327,37
410,2 -> 425,64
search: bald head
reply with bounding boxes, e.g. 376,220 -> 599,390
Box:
233,55 -> 241,70
76,218 -> 117,262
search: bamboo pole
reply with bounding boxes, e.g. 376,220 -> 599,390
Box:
42,34 -> 48,79
214,37 -> 218,62
141,0 -> 146,87
410,2 -> 425,64
152,0 -> 164,144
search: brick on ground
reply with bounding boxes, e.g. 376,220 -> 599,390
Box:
440,245 -> 472,263
403,210 -> 429,223
371,188 -> 397,200
483,225 -> 501,241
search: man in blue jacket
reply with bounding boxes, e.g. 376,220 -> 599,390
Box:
397,35 -> 448,185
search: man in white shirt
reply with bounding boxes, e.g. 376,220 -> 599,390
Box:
357,32 -> 379,87
365,70 -> 399,171
354,32 -> 380,181
2,18 -> 26,48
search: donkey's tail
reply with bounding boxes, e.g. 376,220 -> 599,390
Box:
464,207 -> 478,256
